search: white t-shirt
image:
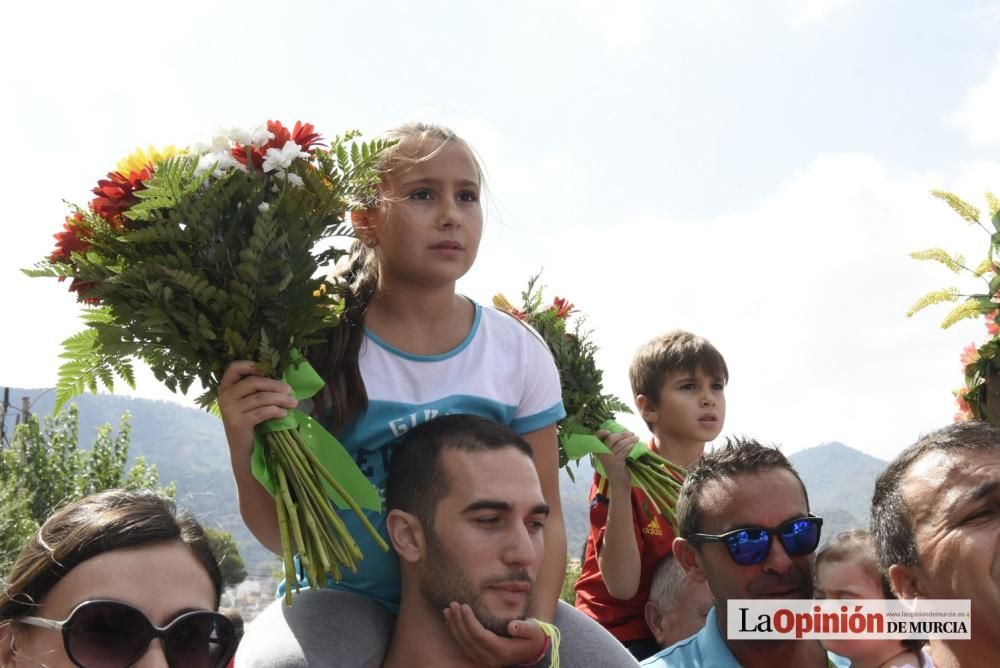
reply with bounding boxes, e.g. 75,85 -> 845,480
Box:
331,300 -> 565,610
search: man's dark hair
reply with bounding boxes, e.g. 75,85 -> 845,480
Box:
385,414 -> 534,530
676,436 -> 809,539
870,420 -> 1000,574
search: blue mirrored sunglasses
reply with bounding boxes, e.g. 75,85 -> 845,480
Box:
688,515 -> 823,566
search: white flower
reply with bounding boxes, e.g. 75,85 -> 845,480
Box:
248,125 -> 274,146
258,202 -> 271,212
262,140 -> 309,173
273,171 -> 305,188
193,150 -> 242,178
226,127 -> 252,145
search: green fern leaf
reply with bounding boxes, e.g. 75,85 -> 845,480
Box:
909,248 -> 965,273
906,288 -> 959,317
931,190 -> 981,225
987,192 -> 999,218
974,257 -> 994,277
941,300 -> 981,328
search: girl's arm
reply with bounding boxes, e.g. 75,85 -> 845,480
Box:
218,361 -> 299,554
522,423 -> 566,622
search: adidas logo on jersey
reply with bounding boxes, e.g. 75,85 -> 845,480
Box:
642,516 -> 662,537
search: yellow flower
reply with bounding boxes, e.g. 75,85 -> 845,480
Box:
116,145 -> 186,176
493,293 -> 515,312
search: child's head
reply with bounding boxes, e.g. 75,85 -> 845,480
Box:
629,330 -> 728,446
313,123 -> 484,431
350,123 -> 484,288
815,529 -> 924,665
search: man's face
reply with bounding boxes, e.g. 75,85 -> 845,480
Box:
686,469 -> 815,614
898,448 -> 1000,642
418,447 -> 549,636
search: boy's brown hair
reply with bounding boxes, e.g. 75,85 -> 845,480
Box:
629,331 -> 728,422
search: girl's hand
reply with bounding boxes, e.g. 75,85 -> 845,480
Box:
443,602 -> 548,666
217,361 -> 298,462
596,429 -> 638,492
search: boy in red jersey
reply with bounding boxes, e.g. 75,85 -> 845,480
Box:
575,331 -> 728,661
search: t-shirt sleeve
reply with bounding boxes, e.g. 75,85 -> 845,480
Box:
509,325 -> 566,434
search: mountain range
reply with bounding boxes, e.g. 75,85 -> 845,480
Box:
2,387 -> 887,571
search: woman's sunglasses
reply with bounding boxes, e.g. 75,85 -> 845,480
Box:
687,515 -> 824,566
18,599 -> 236,668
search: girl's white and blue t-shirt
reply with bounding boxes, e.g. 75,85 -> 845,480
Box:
322,301 -> 565,611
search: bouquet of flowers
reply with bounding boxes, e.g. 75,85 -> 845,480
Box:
907,189 -> 1000,424
25,121 -> 393,603
493,275 -> 685,531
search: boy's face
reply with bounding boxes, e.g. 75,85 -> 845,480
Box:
643,367 -> 725,446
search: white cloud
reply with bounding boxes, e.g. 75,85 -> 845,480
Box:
788,0 -> 854,27
462,150 -> 1000,462
577,0 -> 650,53
947,49 -> 1000,147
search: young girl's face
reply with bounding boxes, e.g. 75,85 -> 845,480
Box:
370,138 -> 483,289
815,557 -> 904,665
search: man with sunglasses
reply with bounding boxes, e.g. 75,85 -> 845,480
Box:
871,420 -> 1000,667
641,437 -> 832,668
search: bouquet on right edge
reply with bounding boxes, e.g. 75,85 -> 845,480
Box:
906,189 -> 1000,425
493,274 -> 685,531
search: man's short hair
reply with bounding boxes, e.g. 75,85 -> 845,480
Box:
870,420 -> 1000,573
385,414 -> 534,530
648,555 -> 688,610
628,330 -> 729,403
676,436 -> 809,539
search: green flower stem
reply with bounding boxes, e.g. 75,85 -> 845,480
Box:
271,430 -> 365,568
274,465 -> 297,607
629,465 -> 679,532
277,464 -> 308,567
288,428 -> 390,552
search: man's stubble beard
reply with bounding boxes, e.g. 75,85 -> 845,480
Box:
420,525 -> 532,637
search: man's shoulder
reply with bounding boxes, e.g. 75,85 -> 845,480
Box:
639,634 -> 702,667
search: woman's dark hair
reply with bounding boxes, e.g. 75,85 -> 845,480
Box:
308,123 -> 482,432
0,489 -> 223,622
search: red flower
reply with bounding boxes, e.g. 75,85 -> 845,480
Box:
960,342 -> 980,369
48,212 -> 99,302
49,212 -> 92,263
987,310 -> 1000,337
954,389 -> 974,422
551,296 -> 576,319
90,168 -> 151,227
232,120 -> 324,170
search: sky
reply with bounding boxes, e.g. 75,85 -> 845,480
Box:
2,0 -> 999,462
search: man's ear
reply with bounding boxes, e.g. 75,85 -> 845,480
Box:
673,538 -> 706,584
636,394 -> 659,427
888,564 -> 922,600
643,601 -> 667,647
386,509 -> 425,563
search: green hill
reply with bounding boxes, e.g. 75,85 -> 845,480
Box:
3,387 -> 273,573
3,388 -> 887,574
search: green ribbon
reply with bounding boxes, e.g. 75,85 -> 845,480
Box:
250,351 -> 382,512
560,418 -> 652,479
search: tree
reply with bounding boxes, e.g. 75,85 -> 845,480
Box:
0,405 -> 173,573
204,527 -> 248,589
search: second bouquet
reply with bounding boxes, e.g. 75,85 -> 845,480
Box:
26,121 -> 393,603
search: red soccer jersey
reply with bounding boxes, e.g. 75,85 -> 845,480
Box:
574,453 -> 680,643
